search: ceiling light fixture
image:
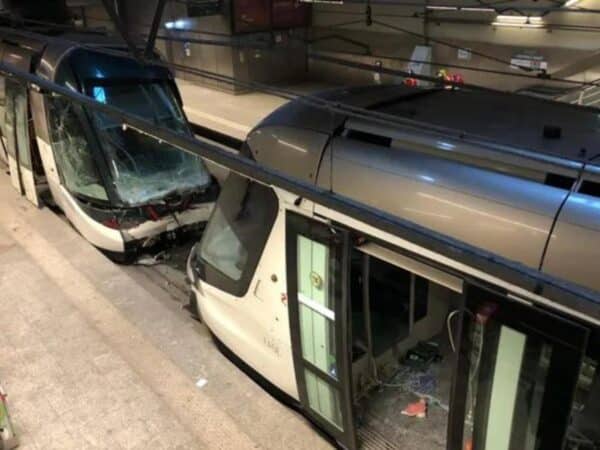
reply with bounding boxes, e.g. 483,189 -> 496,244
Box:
426,5 -> 494,11
492,15 -> 544,28
564,0 -> 581,7
462,7 -> 496,11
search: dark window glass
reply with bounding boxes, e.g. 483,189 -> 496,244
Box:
350,252 -> 431,357
198,173 -> 278,296
414,275 -> 429,322
545,172 -> 575,190
579,180 -> 600,198
369,257 -> 411,355
346,129 -> 392,147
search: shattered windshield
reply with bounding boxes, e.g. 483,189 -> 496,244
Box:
87,80 -> 210,206
48,98 -> 109,201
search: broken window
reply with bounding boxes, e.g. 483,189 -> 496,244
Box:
87,80 -> 210,206
198,173 -> 279,296
47,98 -> 108,201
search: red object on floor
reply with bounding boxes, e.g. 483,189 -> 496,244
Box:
401,398 -> 427,418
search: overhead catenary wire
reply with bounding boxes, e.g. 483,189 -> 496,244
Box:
3,23 -> 599,166
372,18 -> 533,72
7,14 -> 600,91
0,55 -> 598,325
313,0 -> 600,14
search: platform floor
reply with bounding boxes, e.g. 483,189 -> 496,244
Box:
177,79 -> 334,140
0,170 -> 330,449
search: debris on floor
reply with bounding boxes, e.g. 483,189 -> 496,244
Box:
135,250 -> 169,266
0,383 -> 18,450
401,398 -> 427,418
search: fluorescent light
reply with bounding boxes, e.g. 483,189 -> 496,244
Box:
165,19 -> 188,30
299,0 -> 344,3
496,15 -> 543,23
462,7 -> 495,11
493,15 -> 544,28
492,21 -> 544,28
426,5 -> 458,10
426,5 -> 495,11
564,0 -> 580,6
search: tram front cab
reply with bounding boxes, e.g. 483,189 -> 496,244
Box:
0,37 -> 218,261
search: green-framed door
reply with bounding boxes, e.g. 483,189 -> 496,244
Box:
286,211 -> 357,449
448,283 -> 589,450
13,81 -> 39,206
3,46 -> 38,204
4,78 -> 22,194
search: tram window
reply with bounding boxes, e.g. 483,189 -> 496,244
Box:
88,81 -> 211,205
0,76 -> 6,144
198,173 -> 278,296
4,81 -> 16,158
305,370 -> 344,429
369,256 -> 411,355
15,87 -> 31,169
298,235 -> 338,377
366,256 -> 429,356
47,98 -> 108,201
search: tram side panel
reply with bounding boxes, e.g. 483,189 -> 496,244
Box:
541,168 -> 600,293
316,135 -> 566,269
191,182 -> 302,399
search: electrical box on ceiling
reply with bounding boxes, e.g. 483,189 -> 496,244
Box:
233,0 -> 311,34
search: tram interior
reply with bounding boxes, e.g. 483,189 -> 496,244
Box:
348,244 -> 600,450
349,244 -> 462,449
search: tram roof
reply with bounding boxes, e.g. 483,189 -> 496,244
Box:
261,84 -> 600,163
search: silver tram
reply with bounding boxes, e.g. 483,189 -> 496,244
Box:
189,85 -> 600,449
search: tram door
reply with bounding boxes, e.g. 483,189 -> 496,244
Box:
448,284 -> 589,450
3,47 -> 40,206
286,212 -> 357,450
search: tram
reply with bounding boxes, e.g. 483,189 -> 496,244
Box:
0,30 -> 218,261
188,85 -> 600,449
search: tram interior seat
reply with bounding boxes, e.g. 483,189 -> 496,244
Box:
350,245 -> 462,448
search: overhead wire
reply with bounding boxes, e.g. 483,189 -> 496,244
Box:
371,18 -> 533,71
311,0 -> 600,13
1,20 -> 599,163
0,52 -> 598,323
3,21 -> 600,167
5,14 -> 600,91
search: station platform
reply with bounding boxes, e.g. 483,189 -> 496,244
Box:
177,80 -> 288,140
0,169 -> 330,449
177,79 -> 335,140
